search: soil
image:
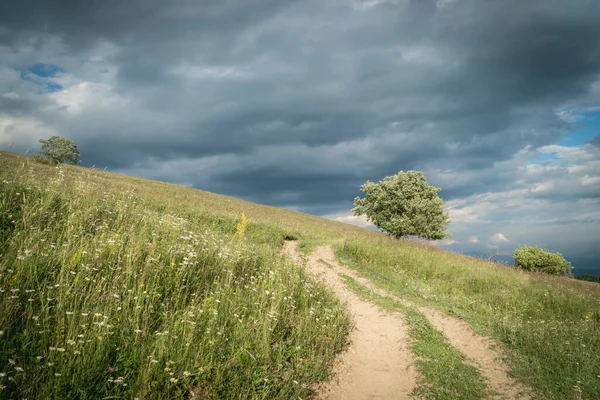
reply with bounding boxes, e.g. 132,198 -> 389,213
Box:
284,241 -> 532,400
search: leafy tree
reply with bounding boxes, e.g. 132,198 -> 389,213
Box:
353,170 -> 450,240
39,135 -> 81,165
513,245 -> 573,276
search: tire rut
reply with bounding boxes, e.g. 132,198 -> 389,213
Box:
297,243 -> 533,400
285,241 -> 417,399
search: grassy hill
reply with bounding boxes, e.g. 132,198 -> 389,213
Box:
1,151 -> 599,399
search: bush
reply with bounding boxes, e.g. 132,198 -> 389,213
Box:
513,245 -> 573,276
30,154 -> 54,165
575,274 -> 600,283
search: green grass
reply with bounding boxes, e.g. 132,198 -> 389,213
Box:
340,274 -> 488,400
337,242 -> 600,399
0,154 -> 350,398
2,151 -> 600,399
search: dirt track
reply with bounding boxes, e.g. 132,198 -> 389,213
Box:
284,241 -> 531,400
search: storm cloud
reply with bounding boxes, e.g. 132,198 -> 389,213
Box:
1,0 -> 600,272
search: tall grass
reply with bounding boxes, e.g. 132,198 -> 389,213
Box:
2,151 -> 600,399
0,156 -> 350,398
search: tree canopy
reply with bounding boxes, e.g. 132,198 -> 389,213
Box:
39,136 -> 81,165
352,170 -> 450,240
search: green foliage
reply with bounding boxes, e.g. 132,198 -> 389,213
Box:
30,154 -> 55,165
3,151 -> 600,399
39,135 -> 81,165
513,245 -> 573,276
338,241 -> 600,399
576,274 -> 600,283
352,170 -> 449,240
0,162 -> 350,399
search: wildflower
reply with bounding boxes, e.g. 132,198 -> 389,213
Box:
98,336 -> 103,341
109,367 -> 114,373
183,371 -> 191,376
67,340 -> 75,345
8,359 -> 15,364
47,362 -> 54,366
74,350 -> 81,355
170,378 -> 178,383
14,367 -> 24,372
55,373 -> 61,377
0,373 -> 5,377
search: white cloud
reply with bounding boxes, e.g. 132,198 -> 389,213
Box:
580,174 -> 600,186
468,236 -> 480,243
168,64 -> 254,81
538,144 -> 600,163
48,82 -> 130,114
438,238 -> 457,246
435,141 -> 599,268
324,211 -> 374,228
490,233 -> 510,243
0,115 -> 56,148
352,0 -> 402,10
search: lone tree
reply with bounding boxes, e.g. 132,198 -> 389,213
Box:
353,170 -> 450,240
39,136 -> 81,165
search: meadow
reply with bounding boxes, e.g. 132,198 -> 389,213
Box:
1,151 -> 599,399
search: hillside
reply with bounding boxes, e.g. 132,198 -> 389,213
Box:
1,151 -> 599,399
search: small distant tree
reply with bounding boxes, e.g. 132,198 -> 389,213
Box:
513,245 -> 573,276
575,274 -> 600,284
39,136 -> 81,165
353,170 -> 450,240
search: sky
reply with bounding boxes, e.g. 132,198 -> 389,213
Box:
1,0 -> 599,274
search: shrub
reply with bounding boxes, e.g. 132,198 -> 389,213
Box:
513,245 -> 573,276
575,274 -> 600,283
30,154 -> 54,165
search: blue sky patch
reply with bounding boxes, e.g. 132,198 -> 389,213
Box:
19,62 -> 64,93
528,110 -> 600,165
24,62 -> 64,78
45,82 -> 63,92
558,110 -> 600,147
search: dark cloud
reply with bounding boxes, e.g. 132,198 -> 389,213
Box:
1,0 -> 600,270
